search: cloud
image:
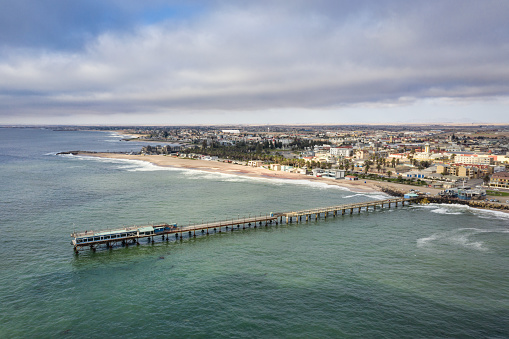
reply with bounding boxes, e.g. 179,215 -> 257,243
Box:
0,0 -> 509,124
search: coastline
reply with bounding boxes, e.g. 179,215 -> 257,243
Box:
70,151 -> 431,194
70,151 -> 509,213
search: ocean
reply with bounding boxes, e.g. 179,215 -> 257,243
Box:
0,127 -> 508,338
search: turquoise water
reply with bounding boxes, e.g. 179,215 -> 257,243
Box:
0,128 -> 508,338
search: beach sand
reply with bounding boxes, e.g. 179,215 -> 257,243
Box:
73,152 -> 509,212
75,152 -> 446,195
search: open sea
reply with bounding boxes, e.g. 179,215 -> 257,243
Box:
0,127 -> 508,338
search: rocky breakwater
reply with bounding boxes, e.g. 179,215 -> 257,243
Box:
377,185 -> 509,212
433,198 -> 509,212
377,186 -> 405,197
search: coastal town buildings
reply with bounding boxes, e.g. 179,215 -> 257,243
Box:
114,124 -> 508,188
489,172 -> 509,188
454,154 -> 493,165
330,146 -> 353,157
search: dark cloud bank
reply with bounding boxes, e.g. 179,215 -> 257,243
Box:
0,0 -> 508,124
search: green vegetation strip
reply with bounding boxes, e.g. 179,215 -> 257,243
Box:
486,190 -> 509,197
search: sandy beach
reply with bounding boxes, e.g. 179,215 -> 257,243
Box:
75,152 -> 446,195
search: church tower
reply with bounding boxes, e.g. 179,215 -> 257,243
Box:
424,142 -> 430,153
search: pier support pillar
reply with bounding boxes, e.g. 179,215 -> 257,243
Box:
334,210 -> 337,217
358,207 -> 361,213
342,209 -> 345,215
350,208 -> 353,214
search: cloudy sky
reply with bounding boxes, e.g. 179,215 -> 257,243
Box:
1,0 -> 508,125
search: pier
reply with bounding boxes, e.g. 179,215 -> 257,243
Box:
281,197 -> 410,223
71,197 -> 417,253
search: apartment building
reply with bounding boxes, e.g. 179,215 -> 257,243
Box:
454,154 -> 493,165
489,172 -> 509,188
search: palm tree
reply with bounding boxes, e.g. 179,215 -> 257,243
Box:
387,170 -> 392,178
483,174 -> 490,185
363,160 -> 371,174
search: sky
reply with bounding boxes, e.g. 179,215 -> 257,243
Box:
1,0 -> 508,125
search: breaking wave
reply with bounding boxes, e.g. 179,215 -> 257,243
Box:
62,154 -> 389,193
418,228 -> 490,251
415,203 -> 509,220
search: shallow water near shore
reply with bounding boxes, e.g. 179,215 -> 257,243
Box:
1,128 -> 508,338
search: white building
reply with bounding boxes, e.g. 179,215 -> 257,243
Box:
455,154 -> 493,165
330,147 -> 353,157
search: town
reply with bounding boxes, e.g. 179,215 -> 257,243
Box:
103,124 -> 509,202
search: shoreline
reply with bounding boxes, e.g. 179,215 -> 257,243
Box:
69,151 -> 509,213
72,151 -> 379,193
68,151 -> 445,195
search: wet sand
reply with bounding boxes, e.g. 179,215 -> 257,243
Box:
75,152 -> 444,195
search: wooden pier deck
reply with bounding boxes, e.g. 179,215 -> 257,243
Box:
71,197 -> 417,253
281,197 -> 411,223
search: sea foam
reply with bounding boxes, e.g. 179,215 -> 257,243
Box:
417,228 -> 489,252
64,154 -> 388,193
415,203 -> 509,220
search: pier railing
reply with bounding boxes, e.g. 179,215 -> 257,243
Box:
71,197 -> 418,253
283,197 -> 410,217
